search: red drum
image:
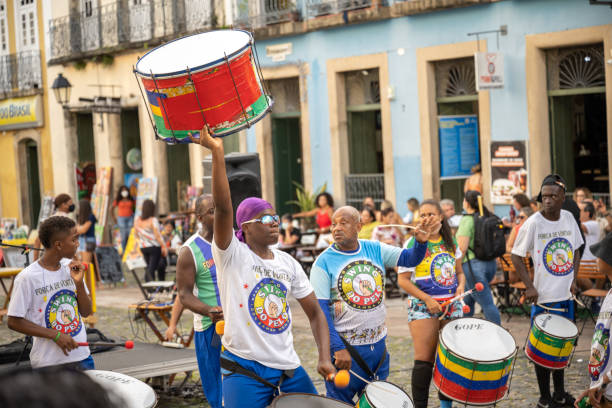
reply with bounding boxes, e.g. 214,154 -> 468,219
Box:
134,30 -> 272,143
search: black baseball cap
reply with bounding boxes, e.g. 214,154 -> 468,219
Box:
536,174 -> 567,202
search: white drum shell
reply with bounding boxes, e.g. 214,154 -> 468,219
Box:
86,370 -> 157,408
441,317 -> 516,362
363,381 -> 413,408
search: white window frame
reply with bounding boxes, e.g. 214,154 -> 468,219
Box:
15,0 -> 38,52
0,0 -> 9,55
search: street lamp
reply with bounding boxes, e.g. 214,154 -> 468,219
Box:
51,73 -> 72,106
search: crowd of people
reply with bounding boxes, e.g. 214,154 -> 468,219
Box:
5,130 -> 612,408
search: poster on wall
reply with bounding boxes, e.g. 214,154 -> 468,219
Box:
475,52 -> 504,91
438,115 -> 480,179
124,173 -> 142,198
37,196 -> 54,228
135,177 -> 158,218
90,167 -> 113,245
490,141 -> 528,205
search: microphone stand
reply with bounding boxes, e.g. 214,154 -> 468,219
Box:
0,239 -> 43,366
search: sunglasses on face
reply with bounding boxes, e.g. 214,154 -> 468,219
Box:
242,214 -> 280,226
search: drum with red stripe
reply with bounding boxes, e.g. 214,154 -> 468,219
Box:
525,313 -> 577,370
134,30 -> 272,143
433,318 -> 517,406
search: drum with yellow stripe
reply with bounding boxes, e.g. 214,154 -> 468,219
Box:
433,318 -> 517,406
525,313 -> 577,370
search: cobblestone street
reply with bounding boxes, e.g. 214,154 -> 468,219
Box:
0,274 -> 596,407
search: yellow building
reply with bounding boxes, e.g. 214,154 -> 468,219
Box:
0,0 -> 53,227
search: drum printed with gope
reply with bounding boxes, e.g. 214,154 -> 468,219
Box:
433,317 -> 518,406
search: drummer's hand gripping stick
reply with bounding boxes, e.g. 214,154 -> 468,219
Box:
439,282 -> 484,308
78,340 -> 134,349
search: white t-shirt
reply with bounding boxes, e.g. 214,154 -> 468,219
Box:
7,260 -> 90,368
212,235 -> 314,370
511,210 -> 584,304
582,220 -> 601,261
589,289 -> 612,398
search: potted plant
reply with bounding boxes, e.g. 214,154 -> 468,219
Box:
286,182 -> 327,231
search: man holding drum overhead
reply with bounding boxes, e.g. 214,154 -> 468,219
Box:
310,205 -> 435,403
511,174 -> 584,408
191,127 -> 335,408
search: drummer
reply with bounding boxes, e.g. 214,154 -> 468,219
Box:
511,174 -> 584,408
190,127 -> 335,408
397,199 -> 465,408
310,205 -> 435,403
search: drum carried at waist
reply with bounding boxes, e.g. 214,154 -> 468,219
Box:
525,313 -> 578,370
433,317 -> 517,406
356,381 -> 413,408
85,370 -> 157,408
134,30 -> 273,144
268,393 -> 353,407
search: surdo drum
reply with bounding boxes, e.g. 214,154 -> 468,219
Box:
134,30 -> 273,144
525,313 -> 578,370
85,370 -> 157,408
356,381 -> 414,408
433,318 -> 517,406
268,393 -> 353,407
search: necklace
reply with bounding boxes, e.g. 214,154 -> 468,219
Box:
38,258 -> 59,302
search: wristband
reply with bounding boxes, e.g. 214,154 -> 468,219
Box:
53,331 -> 61,342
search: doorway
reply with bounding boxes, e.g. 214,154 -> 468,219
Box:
272,115 -> 303,215
166,144 -> 191,212
18,138 -> 41,227
76,113 -> 96,200
121,109 -> 142,196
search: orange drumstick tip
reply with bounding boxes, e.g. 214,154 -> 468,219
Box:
215,320 -> 225,335
334,370 -> 350,388
125,340 -> 134,349
475,282 -> 484,292
462,305 -> 471,314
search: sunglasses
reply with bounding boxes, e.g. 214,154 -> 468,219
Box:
242,214 -> 280,226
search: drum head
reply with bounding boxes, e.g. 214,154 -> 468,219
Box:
534,313 -> 578,338
441,318 -> 516,362
364,382 -> 413,408
135,30 -> 251,77
86,370 -> 157,408
269,393 -> 353,407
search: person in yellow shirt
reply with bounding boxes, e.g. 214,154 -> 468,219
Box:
358,206 -> 379,239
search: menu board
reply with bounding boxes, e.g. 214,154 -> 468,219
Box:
438,115 -> 480,179
490,141 -> 528,205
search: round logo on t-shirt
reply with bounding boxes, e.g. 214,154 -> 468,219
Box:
45,289 -> 83,337
338,260 -> 384,310
589,323 -> 610,381
429,252 -> 457,288
248,278 -> 290,335
543,237 -> 574,276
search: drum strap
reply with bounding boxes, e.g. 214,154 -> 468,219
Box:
220,356 -> 295,391
339,336 -> 386,380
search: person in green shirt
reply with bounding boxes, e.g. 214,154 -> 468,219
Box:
456,190 -> 501,324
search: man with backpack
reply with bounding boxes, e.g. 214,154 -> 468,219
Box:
456,190 -> 504,324
511,174 -> 583,408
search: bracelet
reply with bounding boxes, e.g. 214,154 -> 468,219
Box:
53,331 -> 61,342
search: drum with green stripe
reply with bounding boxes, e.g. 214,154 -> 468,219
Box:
525,313 -> 578,370
356,381 -> 413,408
433,318 -> 517,406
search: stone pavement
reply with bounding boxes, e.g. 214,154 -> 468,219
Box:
0,281 -> 597,407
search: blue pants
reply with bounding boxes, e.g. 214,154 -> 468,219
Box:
463,258 -> 501,325
80,355 -> 95,370
117,216 -> 133,251
222,350 -> 316,408
326,337 -> 390,404
195,327 -> 222,408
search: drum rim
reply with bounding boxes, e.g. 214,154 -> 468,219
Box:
362,380 -> 413,404
533,313 -> 578,340
134,29 -> 253,79
439,317 -> 518,363
157,95 -> 273,143
269,392 -> 354,406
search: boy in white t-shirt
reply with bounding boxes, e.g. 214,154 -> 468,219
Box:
190,128 -> 335,408
512,175 -> 584,408
7,216 -> 93,369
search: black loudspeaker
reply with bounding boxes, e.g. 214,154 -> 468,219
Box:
203,153 -> 262,226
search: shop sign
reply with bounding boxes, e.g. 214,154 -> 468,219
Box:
266,43 -> 292,62
490,141 -> 528,205
0,95 -> 43,131
475,52 -> 504,91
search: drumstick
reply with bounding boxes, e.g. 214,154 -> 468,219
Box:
347,370 -> 399,395
78,340 -> 134,349
439,282 -> 484,308
377,224 -> 427,234
572,295 -> 586,308
326,370 -> 350,388
518,295 -> 567,312
215,320 -> 225,335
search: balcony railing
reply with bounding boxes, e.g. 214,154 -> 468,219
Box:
48,0 -> 213,61
233,0 -> 300,29
307,0 -> 372,17
0,51 -> 42,97
345,173 -> 385,209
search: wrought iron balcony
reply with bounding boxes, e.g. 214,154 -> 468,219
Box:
345,173 -> 385,209
307,0 -> 373,17
48,0 -> 213,62
0,50 -> 43,97
233,0 -> 300,29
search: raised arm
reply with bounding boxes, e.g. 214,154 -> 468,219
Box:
191,127 -> 233,249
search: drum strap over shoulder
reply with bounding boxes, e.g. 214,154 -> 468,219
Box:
220,356 -> 295,391
339,336 -> 386,380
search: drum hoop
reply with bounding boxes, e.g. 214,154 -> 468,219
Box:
134,29 -> 253,79
439,318 -> 517,363
533,314 -> 578,340
270,392 -> 354,407
363,381 -> 413,405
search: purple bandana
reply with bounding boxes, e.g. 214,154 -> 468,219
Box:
235,197 -> 273,242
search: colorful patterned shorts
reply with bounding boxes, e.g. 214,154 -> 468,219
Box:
406,296 -> 464,322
